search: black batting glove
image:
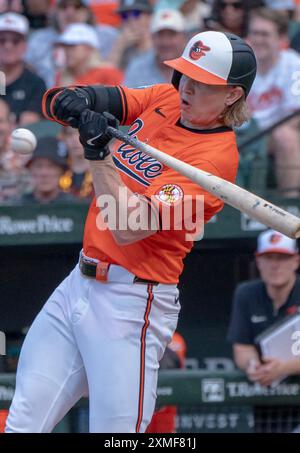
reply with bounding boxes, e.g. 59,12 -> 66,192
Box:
78,109 -> 119,161
53,88 -> 91,128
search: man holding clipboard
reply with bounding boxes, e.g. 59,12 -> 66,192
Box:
228,229 -> 300,386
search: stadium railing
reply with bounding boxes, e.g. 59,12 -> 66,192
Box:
1,371 -> 300,433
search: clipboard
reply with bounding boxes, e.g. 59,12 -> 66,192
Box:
254,311 -> 300,385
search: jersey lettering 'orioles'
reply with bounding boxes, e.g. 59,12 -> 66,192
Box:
83,83 -> 239,284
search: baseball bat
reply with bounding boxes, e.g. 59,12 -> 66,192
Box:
107,126 -> 300,239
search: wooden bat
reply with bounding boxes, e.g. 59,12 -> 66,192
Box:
107,126 -> 300,239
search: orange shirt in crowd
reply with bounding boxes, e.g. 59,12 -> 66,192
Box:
55,66 -> 124,87
88,1 -> 121,27
83,83 -> 239,283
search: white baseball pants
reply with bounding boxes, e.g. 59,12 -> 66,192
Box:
5,263 -> 180,433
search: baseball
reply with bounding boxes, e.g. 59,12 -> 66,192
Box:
11,128 -> 37,155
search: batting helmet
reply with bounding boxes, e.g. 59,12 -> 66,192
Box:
164,31 -> 257,98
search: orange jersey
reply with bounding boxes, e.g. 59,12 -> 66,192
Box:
83,84 -> 239,283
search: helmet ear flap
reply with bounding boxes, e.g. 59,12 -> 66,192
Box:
171,70 -> 182,90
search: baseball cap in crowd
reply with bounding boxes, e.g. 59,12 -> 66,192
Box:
0,13 -> 29,36
165,30 -> 257,98
27,137 -> 68,170
117,0 -> 153,14
151,9 -> 185,34
256,229 -> 299,256
56,23 -> 99,48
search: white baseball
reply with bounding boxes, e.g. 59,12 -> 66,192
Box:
11,128 -> 37,155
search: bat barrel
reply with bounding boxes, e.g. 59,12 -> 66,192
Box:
108,127 -> 300,240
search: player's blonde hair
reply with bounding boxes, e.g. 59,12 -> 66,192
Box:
220,94 -> 250,128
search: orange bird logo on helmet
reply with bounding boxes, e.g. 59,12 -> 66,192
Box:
189,41 -> 211,60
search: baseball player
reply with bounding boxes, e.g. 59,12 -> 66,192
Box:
6,31 -> 257,433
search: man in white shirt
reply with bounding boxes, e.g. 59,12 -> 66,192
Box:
247,8 -> 300,197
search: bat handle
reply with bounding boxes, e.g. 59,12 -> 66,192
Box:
107,126 -> 127,141
107,126 -> 142,150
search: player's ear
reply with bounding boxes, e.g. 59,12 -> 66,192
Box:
225,86 -> 244,107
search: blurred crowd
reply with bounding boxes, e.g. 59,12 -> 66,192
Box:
1,0 -> 300,204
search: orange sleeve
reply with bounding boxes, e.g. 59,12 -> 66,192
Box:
117,84 -> 175,125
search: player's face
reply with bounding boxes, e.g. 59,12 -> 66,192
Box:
30,158 -> 63,194
179,75 -> 242,128
248,17 -> 284,63
256,253 -> 300,288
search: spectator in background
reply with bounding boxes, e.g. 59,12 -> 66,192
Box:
247,8 -> 300,197
155,0 -> 211,33
0,99 -> 14,165
295,0 -> 300,21
26,0 -> 119,87
0,98 -> 31,203
0,13 -> 46,126
0,0 -> 23,14
125,9 -> 187,87
179,0 -> 211,33
228,229 -> 300,387
289,0 -> 300,53
59,126 -> 93,200
55,23 -> 123,86
264,0 -> 294,16
21,136 -> 75,205
108,0 -> 153,70
23,0 -> 51,29
205,0 -> 264,37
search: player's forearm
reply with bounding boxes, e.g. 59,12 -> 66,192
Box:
89,156 -> 158,244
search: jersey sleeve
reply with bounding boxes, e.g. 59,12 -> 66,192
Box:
117,84 -> 175,125
142,159 -> 225,237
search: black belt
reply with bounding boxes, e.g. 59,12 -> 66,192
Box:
79,256 -> 159,285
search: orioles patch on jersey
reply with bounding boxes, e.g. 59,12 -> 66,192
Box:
83,84 -> 239,283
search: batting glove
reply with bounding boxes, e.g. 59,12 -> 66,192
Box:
53,88 -> 91,128
78,109 -> 119,161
